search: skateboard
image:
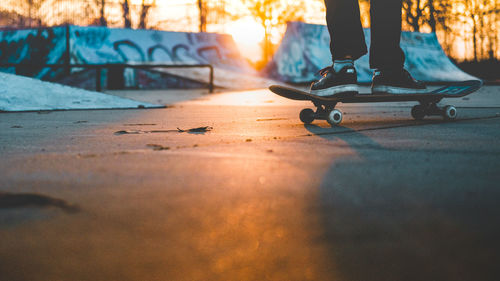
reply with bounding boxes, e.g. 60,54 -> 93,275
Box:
269,80 -> 482,126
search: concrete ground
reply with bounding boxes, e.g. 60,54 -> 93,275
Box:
1,86 -> 499,281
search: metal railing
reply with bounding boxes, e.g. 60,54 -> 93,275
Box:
0,63 -> 215,93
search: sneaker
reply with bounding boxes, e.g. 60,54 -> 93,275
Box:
310,65 -> 358,98
371,69 -> 427,94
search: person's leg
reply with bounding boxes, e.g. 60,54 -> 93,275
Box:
308,0 -> 366,97
325,0 -> 367,61
369,0 -> 405,70
369,0 -> 427,94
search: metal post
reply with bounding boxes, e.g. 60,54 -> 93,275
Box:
65,24 -> 71,76
2,63 -> 214,93
208,65 -> 214,93
96,67 -> 102,92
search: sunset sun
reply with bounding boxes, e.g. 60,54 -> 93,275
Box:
226,16 -> 265,60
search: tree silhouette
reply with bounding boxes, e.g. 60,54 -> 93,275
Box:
198,0 -> 207,32
139,0 -> 153,29
242,0 -> 305,62
122,0 -> 131,28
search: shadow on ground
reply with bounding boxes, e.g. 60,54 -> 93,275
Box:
0,192 -> 79,213
305,121 -> 500,281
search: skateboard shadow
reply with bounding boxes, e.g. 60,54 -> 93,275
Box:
303,123 -> 500,281
303,123 -> 384,150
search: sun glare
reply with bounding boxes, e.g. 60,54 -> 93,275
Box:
226,16 -> 265,60
226,17 -> 265,46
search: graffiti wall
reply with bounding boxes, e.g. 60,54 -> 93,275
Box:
0,26 -> 67,79
69,26 -> 252,71
265,21 -> 476,83
0,25 -> 255,87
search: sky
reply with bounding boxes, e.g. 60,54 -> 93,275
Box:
151,0 -> 499,62
152,0 -> 272,60
1,0 -> 497,61
151,0 -> 327,61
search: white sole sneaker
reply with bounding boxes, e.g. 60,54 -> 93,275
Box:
372,85 -> 429,94
310,84 -> 358,97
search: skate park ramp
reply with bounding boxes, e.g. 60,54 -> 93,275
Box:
0,26 -> 276,89
0,72 -> 162,111
264,21 -> 477,83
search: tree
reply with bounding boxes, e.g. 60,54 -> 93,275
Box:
402,0 -> 424,31
242,0 -> 305,62
122,0 -> 132,28
93,0 -> 107,26
20,0 -> 46,27
99,0 -> 107,26
425,0 -> 437,32
198,0 -> 207,32
139,0 -> 154,29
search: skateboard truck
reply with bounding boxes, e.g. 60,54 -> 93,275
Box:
300,101 -> 343,126
269,80 -> 481,126
411,102 -> 457,121
302,100 -> 457,126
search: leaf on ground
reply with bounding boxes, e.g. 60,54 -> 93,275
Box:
123,123 -> 157,126
114,130 -> 144,135
147,144 -> 170,151
177,126 -> 213,133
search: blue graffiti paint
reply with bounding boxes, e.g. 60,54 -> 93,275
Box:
0,25 -> 253,81
113,40 -> 146,62
147,44 -> 174,62
0,27 -> 67,79
264,21 -> 476,83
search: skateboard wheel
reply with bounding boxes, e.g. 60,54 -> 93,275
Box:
327,109 -> 343,126
411,105 -> 426,120
299,108 -> 315,124
443,105 -> 457,120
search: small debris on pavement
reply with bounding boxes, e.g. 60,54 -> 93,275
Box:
147,144 -> 170,151
246,139 -> 252,142
73,121 -> 88,124
10,125 -> 22,128
177,126 -> 213,133
115,127 -> 212,135
114,129 -> 176,135
256,118 -> 287,121
77,153 -> 98,158
114,130 -> 144,135
123,123 -> 157,126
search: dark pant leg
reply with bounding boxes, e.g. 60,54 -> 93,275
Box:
369,0 -> 405,70
324,0 -> 367,62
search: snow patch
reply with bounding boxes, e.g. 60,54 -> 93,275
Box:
0,72 -> 162,111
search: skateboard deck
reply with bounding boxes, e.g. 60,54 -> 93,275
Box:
269,80 -> 482,125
